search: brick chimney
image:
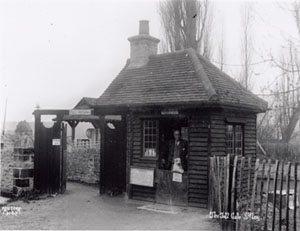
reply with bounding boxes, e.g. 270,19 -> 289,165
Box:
127,20 -> 160,68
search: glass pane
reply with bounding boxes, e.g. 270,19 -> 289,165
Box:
226,124 -> 234,155
143,120 -> 157,157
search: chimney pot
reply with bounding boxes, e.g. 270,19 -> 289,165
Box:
139,20 -> 149,35
127,20 -> 160,68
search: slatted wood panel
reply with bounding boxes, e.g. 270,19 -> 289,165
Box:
210,112 -> 226,156
188,115 -> 210,208
129,115 -> 156,201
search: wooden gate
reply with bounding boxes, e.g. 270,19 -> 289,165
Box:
33,110 -> 68,194
102,118 -> 127,193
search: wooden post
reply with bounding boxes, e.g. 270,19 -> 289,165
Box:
236,157 -> 245,231
231,156 -> 238,215
250,158 -> 260,230
279,161 -> 285,231
286,162 -> 291,231
224,155 -> 230,213
217,156 -> 222,213
251,158 -> 260,212
260,159 -> 266,218
272,160 -> 279,231
211,156 -> 219,212
99,116 -> 105,195
125,114 -> 132,200
246,157 -> 252,212
67,121 -> 79,143
208,157 -> 212,212
293,163 -> 298,231
229,155 -> 238,230
238,157 -> 245,208
264,159 -> 272,231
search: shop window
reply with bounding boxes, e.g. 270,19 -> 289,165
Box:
143,120 -> 158,157
226,124 -> 243,155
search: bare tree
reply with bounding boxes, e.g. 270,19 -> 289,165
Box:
272,40 -> 300,143
240,2 -> 254,90
217,26 -> 226,71
158,0 -> 213,59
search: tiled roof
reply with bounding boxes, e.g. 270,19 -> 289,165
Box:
96,48 -> 267,112
74,97 -> 97,109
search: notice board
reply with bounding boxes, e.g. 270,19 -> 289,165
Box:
130,167 -> 154,187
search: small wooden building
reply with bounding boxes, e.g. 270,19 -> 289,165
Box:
78,20 -> 268,208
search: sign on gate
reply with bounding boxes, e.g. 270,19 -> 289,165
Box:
69,109 -> 92,115
52,139 -> 61,146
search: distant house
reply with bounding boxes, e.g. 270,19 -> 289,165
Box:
33,20 -> 267,208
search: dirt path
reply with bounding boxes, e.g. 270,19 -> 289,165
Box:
0,182 -> 220,230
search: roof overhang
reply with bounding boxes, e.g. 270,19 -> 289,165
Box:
93,100 -> 267,115
62,115 -> 100,122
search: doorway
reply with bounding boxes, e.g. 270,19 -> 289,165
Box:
102,117 -> 127,194
156,117 -> 189,206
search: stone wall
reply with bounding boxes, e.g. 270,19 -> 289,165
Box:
0,136 -> 14,196
12,148 -> 34,195
0,121 -> 34,197
66,144 -> 100,184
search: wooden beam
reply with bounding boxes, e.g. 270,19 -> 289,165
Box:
99,115 -> 105,195
66,121 -> 79,142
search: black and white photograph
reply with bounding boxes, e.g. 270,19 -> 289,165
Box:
0,0 -> 300,230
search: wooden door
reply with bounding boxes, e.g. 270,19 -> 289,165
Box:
156,169 -> 188,206
103,119 -> 127,193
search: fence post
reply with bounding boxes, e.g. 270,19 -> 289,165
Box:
250,158 -> 260,212
236,157 -> 245,231
260,159 -> 266,218
250,158 -> 260,230
231,155 -> 238,216
264,159 -> 272,231
209,157 -> 212,212
246,157 -> 252,212
225,155 -> 230,213
209,156 -> 216,212
272,160 -> 279,231
294,162 -> 298,231
217,156 -> 222,213
286,162 -> 291,231
279,161 -> 285,231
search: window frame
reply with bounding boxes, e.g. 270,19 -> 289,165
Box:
226,123 -> 244,156
141,119 -> 159,159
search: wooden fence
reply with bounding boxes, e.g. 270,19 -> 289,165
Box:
71,140 -> 100,149
209,154 -> 299,231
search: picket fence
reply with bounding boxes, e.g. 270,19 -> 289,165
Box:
209,154 -> 299,231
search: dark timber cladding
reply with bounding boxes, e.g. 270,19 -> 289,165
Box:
123,108 -> 259,208
77,21 -> 268,209
188,114 -> 209,208
130,115 -> 156,202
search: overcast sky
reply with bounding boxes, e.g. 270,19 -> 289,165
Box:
0,0 -> 298,124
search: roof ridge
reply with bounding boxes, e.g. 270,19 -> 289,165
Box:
149,49 -> 189,59
82,97 -> 97,100
97,59 -> 131,99
186,48 -> 219,101
197,54 -> 268,108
